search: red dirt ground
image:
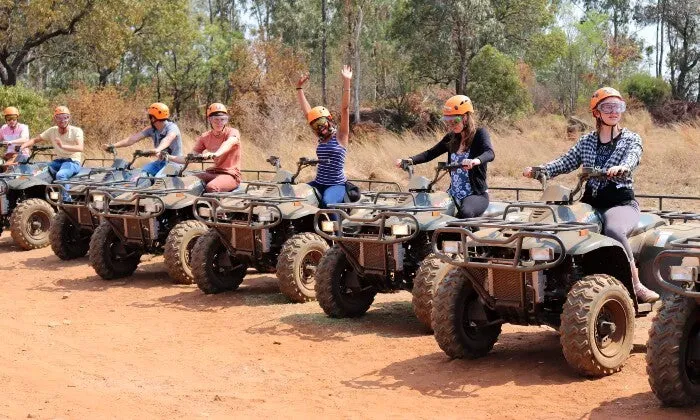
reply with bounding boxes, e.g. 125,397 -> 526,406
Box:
1,235 -> 699,419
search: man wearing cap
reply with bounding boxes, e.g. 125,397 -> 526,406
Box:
20,106 -> 84,198
103,102 -> 183,178
0,106 -> 30,168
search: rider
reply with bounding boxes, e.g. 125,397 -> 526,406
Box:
396,95 -> 495,218
103,102 -> 183,178
296,65 -> 357,207
20,106 -> 83,183
0,106 -> 30,167
167,103 -> 241,192
522,87 -> 659,303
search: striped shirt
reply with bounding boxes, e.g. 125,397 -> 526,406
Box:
542,128 -> 642,196
315,135 -> 347,185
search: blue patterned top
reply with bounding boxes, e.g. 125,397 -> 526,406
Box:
315,135 -> 347,185
448,151 -> 472,200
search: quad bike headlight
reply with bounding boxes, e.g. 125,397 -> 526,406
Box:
321,220 -> 338,232
530,246 -> 555,261
442,240 -> 462,254
49,191 -> 60,201
142,200 -> 159,214
92,193 -> 105,203
669,266 -> 699,283
198,206 -> 212,218
258,210 -> 275,222
391,223 -> 410,236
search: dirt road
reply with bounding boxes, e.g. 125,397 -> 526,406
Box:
1,236 -> 699,419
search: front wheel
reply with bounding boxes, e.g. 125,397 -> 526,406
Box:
412,254 -> 452,332
49,211 -> 90,260
432,268 -> 501,358
560,274 -> 635,377
276,233 -> 329,303
10,198 -> 55,250
163,220 -> 208,284
315,245 -> 376,318
88,221 -> 142,279
647,294 -> 700,406
191,229 -> 248,294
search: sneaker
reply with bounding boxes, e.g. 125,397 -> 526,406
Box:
634,284 -> 660,303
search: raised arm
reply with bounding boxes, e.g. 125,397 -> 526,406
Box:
296,73 -> 312,116
337,65 -> 352,148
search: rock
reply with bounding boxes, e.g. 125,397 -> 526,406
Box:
48,321 -> 59,328
62,293 -> 70,299
273,341 -> 281,345
213,395 -> 222,402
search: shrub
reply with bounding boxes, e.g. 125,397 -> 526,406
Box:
0,85 -> 51,134
622,74 -> 671,108
467,45 -> 532,124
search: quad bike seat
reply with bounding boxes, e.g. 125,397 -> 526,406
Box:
628,212 -> 666,237
482,201 -> 507,217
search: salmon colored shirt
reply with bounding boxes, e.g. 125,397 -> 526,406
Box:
192,126 -> 241,179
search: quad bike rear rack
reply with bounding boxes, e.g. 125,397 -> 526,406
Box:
193,194 -> 305,230
643,210 -> 700,224
431,217 -> 598,272
653,235 -> 700,299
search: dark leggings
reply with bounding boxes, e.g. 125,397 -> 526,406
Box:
601,202 -> 640,262
457,192 -> 489,218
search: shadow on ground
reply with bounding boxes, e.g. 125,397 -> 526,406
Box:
246,300 -> 434,342
589,392 -> 700,418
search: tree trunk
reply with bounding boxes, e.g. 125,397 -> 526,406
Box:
321,0 -> 328,106
353,6 -> 363,124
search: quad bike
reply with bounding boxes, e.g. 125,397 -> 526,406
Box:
45,147 -> 148,260
86,153 -> 218,284
428,167 -> 700,377
191,156 -> 402,302
646,225 -> 700,406
0,146 -> 59,250
312,159 -> 507,327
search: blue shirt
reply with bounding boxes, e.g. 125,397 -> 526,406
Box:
315,135 -> 346,185
448,151 -> 473,200
141,121 -> 183,156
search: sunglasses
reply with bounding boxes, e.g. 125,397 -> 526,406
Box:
310,117 -> 329,131
442,115 -> 463,125
55,115 -> 70,122
209,115 -> 229,123
597,102 -> 626,114
4,116 -> 17,122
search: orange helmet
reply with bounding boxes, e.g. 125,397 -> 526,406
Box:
443,95 -> 474,116
589,87 -> 623,113
148,102 -> 170,120
206,103 -> 228,117
306,106 -> 332,123
53,106 -> 70,116
3,106 -> 19,117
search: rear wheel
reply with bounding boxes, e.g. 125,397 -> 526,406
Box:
412,255 -> 452,332
276,233 -> 329,303
432,268 -> 501,358
647,294 -> 700,406
315,245 -> 376,318
89,221 -> 142,279
560,274 -> 635,377
10,198 -> 55,250
163,220 -> 208,284
191,229 -> 248,294
49,211 -> 90,260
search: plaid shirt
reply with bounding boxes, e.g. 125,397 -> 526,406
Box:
542,128 -> 643,196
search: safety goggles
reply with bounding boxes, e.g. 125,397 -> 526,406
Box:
442,115 -> 463,125
55,114 -> 70,122
209,115 -> 229,123
4,116 -> 17,122
310,117 -> 329,131
597,101 -> 626,114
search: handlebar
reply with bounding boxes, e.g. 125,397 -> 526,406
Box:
291,157 -> 329,183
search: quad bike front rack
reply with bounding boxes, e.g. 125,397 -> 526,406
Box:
192,194 -> 303,230
431,217 -> 598,272
643,210 -> 700,224
653,235 -> 700,299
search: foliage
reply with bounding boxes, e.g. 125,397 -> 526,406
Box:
622,74 -> 671,107
467,45 -> 532,123
0,86 -> 51,132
